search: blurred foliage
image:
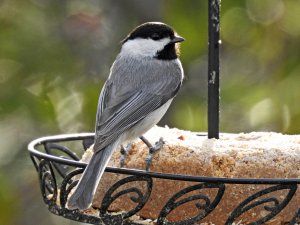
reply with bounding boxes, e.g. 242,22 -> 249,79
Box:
0,0 -> 300,224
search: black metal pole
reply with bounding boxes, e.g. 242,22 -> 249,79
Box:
208,0 -> 220,139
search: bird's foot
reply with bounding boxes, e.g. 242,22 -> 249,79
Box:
140,136 -> 165,171
120,143 -> 132,167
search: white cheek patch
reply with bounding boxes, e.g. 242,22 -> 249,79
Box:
121,38 -> 170,57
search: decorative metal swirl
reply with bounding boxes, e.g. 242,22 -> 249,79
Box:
157,182 -> 225,225
225,184 -> 297,225
28,133 -> 300,225
60,168 -> 83,208
44,142 -> 80,178
38,159 -> 58,204
100,175 -> 153,219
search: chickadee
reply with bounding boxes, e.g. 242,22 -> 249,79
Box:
67,22 -> 184,210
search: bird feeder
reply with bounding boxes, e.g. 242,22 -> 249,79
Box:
28,1 -> 300,224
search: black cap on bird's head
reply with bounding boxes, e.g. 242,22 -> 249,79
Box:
123,22 -> 184,43
121,22 -> 184,60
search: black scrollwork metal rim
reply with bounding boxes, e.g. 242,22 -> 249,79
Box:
28,133 -> 300,185
28,133 -> 300,225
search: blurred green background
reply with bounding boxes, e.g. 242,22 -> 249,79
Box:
0,0 -> 300,224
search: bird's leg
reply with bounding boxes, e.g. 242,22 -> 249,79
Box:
119,143 -> 132,167
140,136 -> 165,171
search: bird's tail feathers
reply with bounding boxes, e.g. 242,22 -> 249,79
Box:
67,142 -> 117,210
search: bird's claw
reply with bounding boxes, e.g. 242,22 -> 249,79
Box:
120,143 -> 132,167
145,137 -> 165,171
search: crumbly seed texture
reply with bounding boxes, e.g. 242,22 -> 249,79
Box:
80,126 -> 300,224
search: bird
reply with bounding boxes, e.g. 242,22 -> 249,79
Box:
67,22 -> 184,210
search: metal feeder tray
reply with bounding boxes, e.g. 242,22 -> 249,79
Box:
28,133 -> 300,225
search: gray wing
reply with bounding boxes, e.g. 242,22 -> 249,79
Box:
94,79 -> 181,152
95,81 -> 110,127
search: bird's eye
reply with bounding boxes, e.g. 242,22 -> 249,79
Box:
151,33 -> 160,40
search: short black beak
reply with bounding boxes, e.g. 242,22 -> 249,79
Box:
170,35 -> 185,44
